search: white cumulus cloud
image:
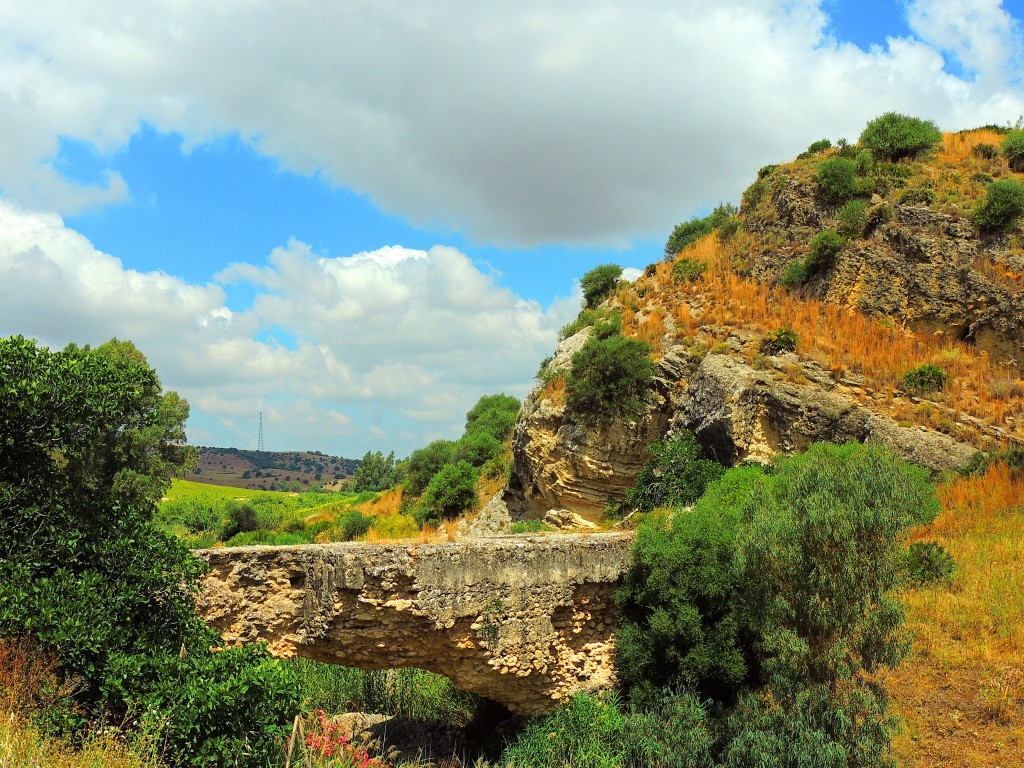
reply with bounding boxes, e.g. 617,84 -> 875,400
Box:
0,201 -> 573,455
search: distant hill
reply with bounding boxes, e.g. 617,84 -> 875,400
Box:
184,446 -> 359,491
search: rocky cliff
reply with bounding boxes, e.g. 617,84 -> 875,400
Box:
507,130 -> 1024,523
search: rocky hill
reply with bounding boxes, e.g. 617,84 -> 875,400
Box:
503,127 -> 1024,523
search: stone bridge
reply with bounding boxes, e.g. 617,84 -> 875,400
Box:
195,533 -> 632,715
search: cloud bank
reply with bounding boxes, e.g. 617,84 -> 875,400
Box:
0,201 -> 573,455
0,1 -> 1022,245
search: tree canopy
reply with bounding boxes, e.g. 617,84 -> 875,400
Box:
0,336 -> 297,765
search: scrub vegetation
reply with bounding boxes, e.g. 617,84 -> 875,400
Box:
5,111 -> 1024,766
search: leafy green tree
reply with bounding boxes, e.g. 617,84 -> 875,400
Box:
580,264 -> 623,309
617,466 -> 767,708
626,430 -> 725,513
464,393 -> 520,441
858,112 -> 942,161
566,334 -> 655,426
403,439 -> 457,496
664,202 -> 738,257
815,157 -> 858,204
973,178 -> 1024,233
351,449 -> 397,492
423,461 -> 478,518
0,336 -> 298,765
1001,129 -> 1024,171
455,430 -> 502,467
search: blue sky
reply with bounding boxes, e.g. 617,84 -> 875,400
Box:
1,0 -> 1023,458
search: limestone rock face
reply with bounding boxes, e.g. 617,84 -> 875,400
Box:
511,332 -> 684,523
511,337 -> 978,521
195,534 -> 632,716
748,187 -> 1024,368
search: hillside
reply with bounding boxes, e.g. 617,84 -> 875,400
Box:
185,446 -> 359,491
500,123 -> 1024,767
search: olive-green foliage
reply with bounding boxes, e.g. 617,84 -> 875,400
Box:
664,203 -> 739,257
617,442 -> 939,765
403,439 -> 457,496
626,430 -> 725,514
723,684 -> 897,768
837,199 -> 870,237
0,336 -> 298,766
779,259 -> 809,288
760,328 -> 798,355
973,178 -> 1024,233
807,230 -> 845,269
423,460 -> 478,518
672,258 -> 708,283
741,443 -> 939,690
903,363 -> 948,394
815,157 -> 858,204
338,509 -> 374,540
617,467 -> 766,707
565,334 -> 655,425
580,264 -> 624,309
805,138 -> 832,155
1001,129 -> 1024,171
351,449 -> 397,492
903,541 -> 956,586
859,112 -> 942,161
454,393 -> 519,468
464,393 -> 519,443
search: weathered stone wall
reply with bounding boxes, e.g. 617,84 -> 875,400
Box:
195,533 -> 632,715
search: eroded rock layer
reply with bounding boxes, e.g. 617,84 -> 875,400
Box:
195,534 -> 631,715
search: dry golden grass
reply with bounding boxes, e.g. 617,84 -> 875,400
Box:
626,233 -> 1024,443
354,487 -> 403,518
889,463 -> 1024,766
938,129 -> 1007,167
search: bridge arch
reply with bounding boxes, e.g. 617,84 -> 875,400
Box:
195,533 -> 631,715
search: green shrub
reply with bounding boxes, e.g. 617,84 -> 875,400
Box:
806,229 -> 844,271
617,467 -> 766,707
854,150 -> 874,176
580,264 -> 623,309
859,112 -> 942,161
464,393 -> 519,442
815,157 -> 858,204
779,259 -> 809,288
455,430 -> 502,466
665,203 -> 738,257
903,363 -> 948,394
1001,129 -> 1024,171
973,179 -> 1024,233
626,430 -> 725,514
369,513 -> 419,539
338,509 -> 374,540
565,334 -> 656,425
422,461 -> 478,518
623,692 -> 716,768
904,541 -> 956,586
672,258 -> 708,283
760,327 -> 798,355
898,186 -> 937,206
974,142 -> 999,160
742,179 -> 766,210
403,439 -> 456,496
805,138 -> 832,155
837,198 -> 870,236
219,501 -> 260,541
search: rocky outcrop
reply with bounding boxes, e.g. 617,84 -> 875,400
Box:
510,331 -> 979,521
195,534 -> 632,715
747,173 -> 1024,368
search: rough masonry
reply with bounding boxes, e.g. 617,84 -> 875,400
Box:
195,533 -> 633,715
